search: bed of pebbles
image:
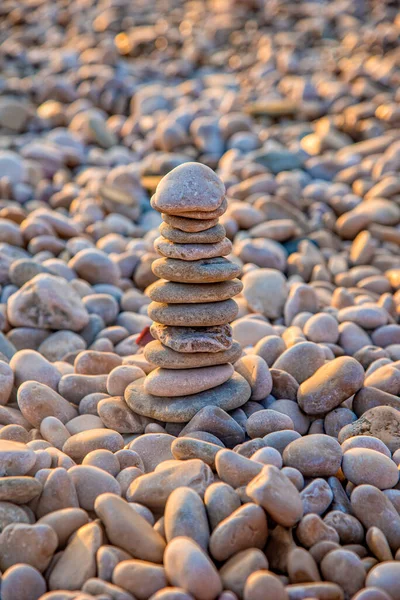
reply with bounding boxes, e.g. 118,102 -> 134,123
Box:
1,0 -> 400,598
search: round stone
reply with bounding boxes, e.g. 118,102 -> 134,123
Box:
150,323 -> 233,353
125,372 -> 251,422
144,340 -> 242,369
144,364 -> 234,397
154,237 -> 232,261
69,248 -> 121,285
7,274 -> 89,332
152,257 -> 241,283
366,562 -> 400,600
1,563 -> 46,600
283,434 -> 342,477
146,279 -> 243,304
153,162 -> 225,214
159,222 -> 226,243
0,151 -> 26,185
342,448 -> 399,489
0,442 -> 36,477
147,300 -> 238,326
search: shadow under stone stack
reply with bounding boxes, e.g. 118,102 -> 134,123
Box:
125,162 -> 251,423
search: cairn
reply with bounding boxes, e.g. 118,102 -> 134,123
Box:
125,162 -> 251,423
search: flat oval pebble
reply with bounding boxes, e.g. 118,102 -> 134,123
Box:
148,299 -> 238,326
246,409 -> 294,439
340,435 -> 391,457
144,364 -> 234,397
342,448 -> 399,489
152,257 -> 241,284
146,279 -> 243,304
283,434 -> 342,477
125,373 -> 251,422
62,429 -> 124,462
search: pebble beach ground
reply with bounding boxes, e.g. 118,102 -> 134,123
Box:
1,0 -> 400,598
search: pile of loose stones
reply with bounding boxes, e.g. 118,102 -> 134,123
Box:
1,0 -> 400,599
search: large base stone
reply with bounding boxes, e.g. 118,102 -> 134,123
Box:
125,372 -> 251,423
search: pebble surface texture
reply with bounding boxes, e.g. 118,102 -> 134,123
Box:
1,0 -> 400,599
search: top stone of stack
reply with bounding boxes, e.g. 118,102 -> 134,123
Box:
151,162 -> 226,214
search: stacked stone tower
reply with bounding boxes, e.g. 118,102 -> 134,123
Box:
125,162 -> 251,424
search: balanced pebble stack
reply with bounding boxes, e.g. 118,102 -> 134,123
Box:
126,163 -> 251,423
3,1 -> 400,599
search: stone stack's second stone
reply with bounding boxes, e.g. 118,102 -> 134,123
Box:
125,162 -> 251,423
